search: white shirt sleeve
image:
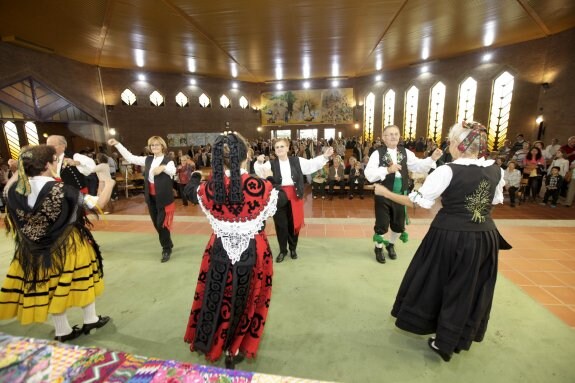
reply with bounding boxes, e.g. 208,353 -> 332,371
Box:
405,150 -> 437,173
254,161 -> 271,178
163,161 -> 177,177
408,165 -> 452,209
493,168 -> 505,205
114,143 -> 146,167
72,153 -> 96,176
298,155 -> 329,175
364,150 -> 386,183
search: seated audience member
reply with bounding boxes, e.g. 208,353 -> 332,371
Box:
540,166 -> 563,207
564,161 -> 575,207
560,136 -> 575,164
311,163 -> 328,199
327,156 -> 346,199
504,161 -> 521,207
348,161 -> 366,199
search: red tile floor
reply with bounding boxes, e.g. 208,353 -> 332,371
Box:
24,186 -> 575,327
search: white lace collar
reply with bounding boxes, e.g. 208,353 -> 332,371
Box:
198,186 -> 278,265
452,157 -> 495,167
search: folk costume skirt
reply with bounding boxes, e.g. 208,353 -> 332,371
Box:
0,229 -> 104,325
184,232 -> 273,362
391,227 -> 503,354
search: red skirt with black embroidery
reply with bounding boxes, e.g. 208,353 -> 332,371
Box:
184,232 -> 274,362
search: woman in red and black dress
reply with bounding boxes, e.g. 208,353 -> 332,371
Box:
184,133 -> 278,369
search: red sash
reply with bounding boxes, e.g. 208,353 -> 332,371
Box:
149,182 -> 156,196
283,185 -> 305,235
163,202 -> 175,231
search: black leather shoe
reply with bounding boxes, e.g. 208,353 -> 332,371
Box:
427,337 -> 452,362
386,243 -> 397,260
82,315 -> 111,335
290,250 -> 298,259
224,353 -> 245,369
161,249 -> 171,263
276,252 -> 287,263
54,325 -> 83,342
374,247 -> 386,264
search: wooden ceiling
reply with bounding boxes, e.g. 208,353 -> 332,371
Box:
1,0 -> 574,83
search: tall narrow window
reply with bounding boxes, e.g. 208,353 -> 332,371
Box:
428,82 -> 446,144
199,93 -> 211,108
364,92 -> 375,142
404,86 -> 419,142
457,77 -> 477,123
324,128 -> 335,141
24,121 -> 39,146
239,96 -> 249,109
150,91 -> 164,106
3,121 -> 20,159
383,89 -> 395,127
175,92 -> 189,107
488,72 -> 514,151
220,95 -> 231,108
121,89 -> 137,105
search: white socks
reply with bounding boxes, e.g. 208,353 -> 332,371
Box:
389,231 -> 400,244
52,313 -> 73,336
83,302 -> 99,325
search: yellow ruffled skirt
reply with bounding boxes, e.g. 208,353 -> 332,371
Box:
0,229 -> 104,325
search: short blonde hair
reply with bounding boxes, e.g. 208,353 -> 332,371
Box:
147,136 -> 168,153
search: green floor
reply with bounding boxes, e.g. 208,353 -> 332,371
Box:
0,231 -> 574,383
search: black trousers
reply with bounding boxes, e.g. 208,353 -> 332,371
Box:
374,195 -> 405,235
508,186 -> 518,204
348,179 -> 365,196
148,195 -> 173,251
273,199 -> 298,253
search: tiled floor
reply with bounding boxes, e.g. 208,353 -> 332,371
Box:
9,186 -> 575,328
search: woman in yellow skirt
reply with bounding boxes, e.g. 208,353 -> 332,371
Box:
0,145 -> 115,342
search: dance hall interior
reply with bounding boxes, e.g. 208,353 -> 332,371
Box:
0,2 -> 574,382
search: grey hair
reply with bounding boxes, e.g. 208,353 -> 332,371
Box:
448,122 -> 483,155
48,135 -> 67,146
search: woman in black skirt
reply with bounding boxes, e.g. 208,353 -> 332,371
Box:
375,121 -> 511,362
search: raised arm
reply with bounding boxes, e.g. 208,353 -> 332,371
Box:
107,138 -> 146,167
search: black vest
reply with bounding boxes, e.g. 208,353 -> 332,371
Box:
144,156 -> 174,207
60,164 -> 87,190
270,157 -> 305,199
377,145 -> 409,193
432,164 -> 501,231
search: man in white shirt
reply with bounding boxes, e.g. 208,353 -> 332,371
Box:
46,135 -> 96,193
365,125 -> 441,264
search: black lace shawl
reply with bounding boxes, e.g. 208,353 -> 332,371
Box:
4,181 -> 103,291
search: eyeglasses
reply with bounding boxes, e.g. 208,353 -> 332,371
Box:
149,143 -> 162,147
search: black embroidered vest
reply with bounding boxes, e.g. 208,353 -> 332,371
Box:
144,156 -> 174,207
377,145 -> 409,193
432,164 -> 501,231
270,157 -> 304,199
60,164 -> 87,190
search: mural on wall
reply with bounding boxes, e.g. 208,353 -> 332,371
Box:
261,88 -> 354,125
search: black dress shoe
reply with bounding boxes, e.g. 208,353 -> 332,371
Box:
82,315 -> 111,335
290,250 -> 298,259
427,337 -> 452,362
161,249 -> 171,263
276,252 -> 287,263
374,247 -> 386,264
224,353 -> 245,369
54,325 -> 83,342
386,243 -> 397,260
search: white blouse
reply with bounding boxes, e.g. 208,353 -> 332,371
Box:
408,158 -> 505,209
113,143 -> 176,183
28,176 -> 99,210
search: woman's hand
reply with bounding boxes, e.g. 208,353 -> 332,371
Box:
152,165 -> 165,176
257,154 -> 266,163
108,138 -> 119,146
323,147 -> 334,159
431,148 -> 443,161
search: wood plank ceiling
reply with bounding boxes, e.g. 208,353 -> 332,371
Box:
0,0 -> 574,83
